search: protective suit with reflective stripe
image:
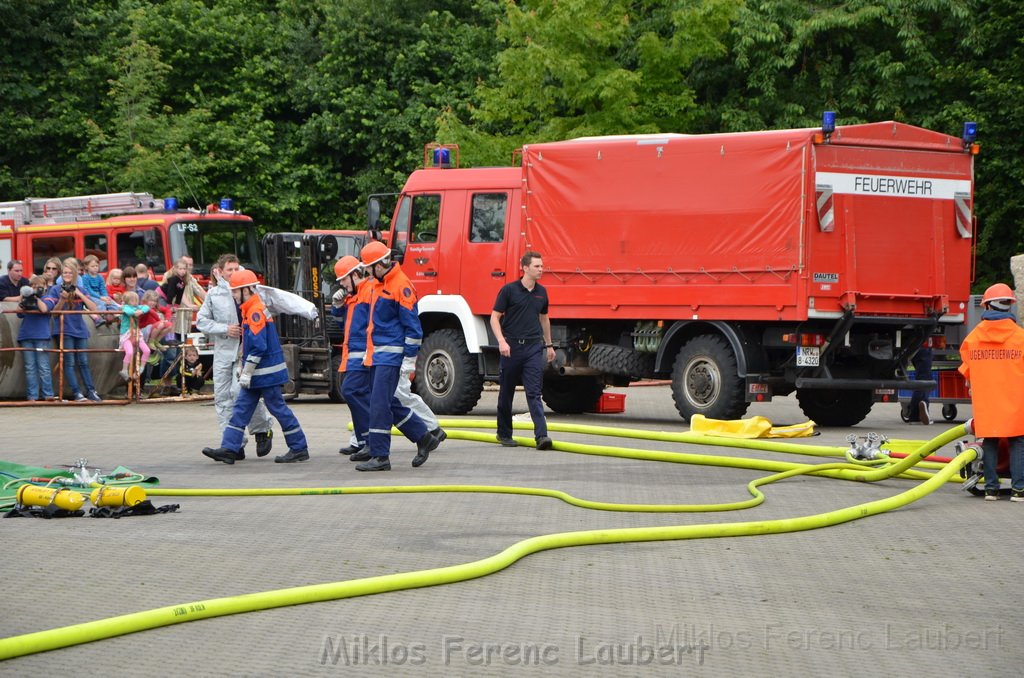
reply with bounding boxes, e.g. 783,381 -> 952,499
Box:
221,289 -> 308,454
196,277 -> 271,441
239,294 -> 288,388
364,262 -> 422,368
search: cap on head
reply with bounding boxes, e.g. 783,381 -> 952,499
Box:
360,241 -> 391,267
982,282 -> 1015,310
229,269 -> 259,290
334,255 -> 362,281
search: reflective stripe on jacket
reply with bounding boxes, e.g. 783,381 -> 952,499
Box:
240,293 -> 288,388
364,263 -> 421,368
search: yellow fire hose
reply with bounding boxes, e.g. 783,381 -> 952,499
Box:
0,423 -> 971,660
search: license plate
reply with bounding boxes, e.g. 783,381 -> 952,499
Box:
796,346 -> 820,367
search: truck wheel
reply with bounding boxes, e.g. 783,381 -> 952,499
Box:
796,389 -> 873,426
415,328 -> 483,415
541,376 -> 605,414
328,354 -> 345,403
671,335 -> 748,422
587,343 -> 654,380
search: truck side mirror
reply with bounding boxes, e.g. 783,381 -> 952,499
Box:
367,198 -> 381,229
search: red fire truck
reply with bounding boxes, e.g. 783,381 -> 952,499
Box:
369,121 -> 978,426
0,192 -> 263,282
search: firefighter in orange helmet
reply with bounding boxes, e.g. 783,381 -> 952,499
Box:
353,241 -> 440,471
958,282 -> 1024,500
330,255 -> 372,455
202,270 -> 310,465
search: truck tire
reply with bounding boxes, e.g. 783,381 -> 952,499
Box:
415,328 -> 483,415
796,388 -> 873,427
587,343 -> 654,379
541,375 -> 605,414
328,354 -> 345,403
671,335 -> 748,422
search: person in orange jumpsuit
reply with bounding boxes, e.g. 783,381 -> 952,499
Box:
958,283 -> 1024,501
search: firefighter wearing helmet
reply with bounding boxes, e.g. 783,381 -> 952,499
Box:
349,240 -> 442,471
196,255 -> 274,458
202,269 -> 311,465
329,255 -> 374,455
958,282 -> 1024,500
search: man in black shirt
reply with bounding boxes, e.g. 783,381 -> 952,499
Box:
490,251 -> 555,450
0,259 -> 26,301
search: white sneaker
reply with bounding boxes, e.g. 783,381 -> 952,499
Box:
918,401 -> 931,425
119,368 -> 130,380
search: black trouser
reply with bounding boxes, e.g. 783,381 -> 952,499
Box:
496,341 -> 547,440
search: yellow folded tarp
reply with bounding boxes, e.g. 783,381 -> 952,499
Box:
689,414 -> 817,439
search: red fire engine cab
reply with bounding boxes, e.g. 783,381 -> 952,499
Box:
0,192 -> 263,283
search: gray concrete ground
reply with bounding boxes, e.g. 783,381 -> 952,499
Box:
1,386 -> 1020,677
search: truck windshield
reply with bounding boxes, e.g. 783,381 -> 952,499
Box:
169,219 -> 263,276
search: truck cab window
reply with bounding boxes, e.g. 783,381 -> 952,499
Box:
117,229 -> 167,273
469,193 -> 508,243
401,194 -> 441,246
31,236 -> 74,272
83,234 -> 109,271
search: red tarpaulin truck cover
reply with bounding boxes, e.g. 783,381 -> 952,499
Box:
520,122 -> 973,322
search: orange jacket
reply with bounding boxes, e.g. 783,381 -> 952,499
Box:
958,318 -> 1024,437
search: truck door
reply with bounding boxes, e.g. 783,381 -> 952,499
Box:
459,191 -> 514,313
393,193 -> 442,296
814,145 -> 973,317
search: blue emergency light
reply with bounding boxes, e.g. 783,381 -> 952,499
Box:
164,197 -> 178,211
822,111 -> 836,134
220,197 -> 234,211
432,148 -> 451,168
962,121 -> 977,145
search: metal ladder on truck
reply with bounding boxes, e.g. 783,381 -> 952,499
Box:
0,192 -> 164,227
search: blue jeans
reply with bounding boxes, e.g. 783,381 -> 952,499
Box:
21,339 -> 54,400
982,435 -> 1024,492
496,342 -> 548,440
60,335 -> 96,396
909,348 -> 933,410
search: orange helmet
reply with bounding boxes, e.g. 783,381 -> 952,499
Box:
360,241 -> 391,267
982,282 -> 1015,309
229,269 -> 259,290
334,255 -> 361,281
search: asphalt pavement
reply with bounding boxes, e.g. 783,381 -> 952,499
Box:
1,385 -> 1021,677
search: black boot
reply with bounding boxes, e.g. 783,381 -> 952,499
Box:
202,447 -> 242,465
413,430 -> 440,468
339,443 -> 364,455
350,449 -> 372,462
356,456 -> 391,471
255,430 -> 273,457
274,449 -> 310,463
431,427 -> 447,443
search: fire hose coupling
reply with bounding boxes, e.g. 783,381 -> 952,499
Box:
846,432 -> 890,461
71,458 -> 101,485
956,440 -> 984,493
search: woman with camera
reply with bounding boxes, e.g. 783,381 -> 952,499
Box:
17,274 -> 56,401
43,257 -> 102,402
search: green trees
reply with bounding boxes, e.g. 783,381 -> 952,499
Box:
0,0 -> 1020,283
